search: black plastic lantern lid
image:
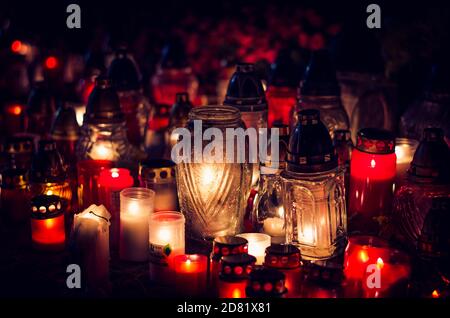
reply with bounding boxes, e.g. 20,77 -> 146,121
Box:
270,48 -> 304,88
355,128 -> 395,154
246,267 -> 286,297
264,244 -> 301,269
160,39 -> 188,69
51,102 -> 80,140
223,63 -> 268,112
300,50 -> 340,96
0,168 -> 28,189
212,236 -> 248,261
107,48 -> 140,91
31,194 -> 63,219
286,109 -> 338,173
220,254 -> 256,281
139,158 -> 176,183
27,81 -> 58,115
30,140 -> 66,183
408,128 -> 449,183
170,92 -> 193,124
83,76 -> 125,125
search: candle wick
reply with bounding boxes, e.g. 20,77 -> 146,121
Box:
89,211 -> 110,223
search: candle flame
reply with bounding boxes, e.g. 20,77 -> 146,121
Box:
370,159 -> 376,168
111,168 -> 120,178
128,201 -> 140,215
376,257 -> 384,270
303,227 -> 315,244
46,190 -> 53,196
91,142 -> 114,160
7,104 -> 23,115
200,166 -> 215,188
432,290 -> 440,298
157,228 -> 172,243
359,250 -> 369,263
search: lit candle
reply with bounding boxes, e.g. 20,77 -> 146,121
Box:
3,103 -> 26,135
218,254 -> 256,298
98,168 -> 134,250
90,141 -> 116,161
237,233 -> 271,265
344,235 -> 411,298
74,104 -> 86,126
72,204 -> 111,290
262,207 -> 285,240
30,195 -> 66,251
395,138 -> 419,187
77,159 -> 113,210
174,254 -> 208,296
119,187 -> 155,261
149,211 -> 185,283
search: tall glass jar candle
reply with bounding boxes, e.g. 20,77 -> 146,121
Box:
282,109 -> 347,260
348,128 -> 396,234
119,187 -> 155,262
175,106 -> 252,241
395,138 -> 419,187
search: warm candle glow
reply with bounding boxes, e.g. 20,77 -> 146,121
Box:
432,290 -> 440,298
237,233 -> 271,265
91,142 -> 115,160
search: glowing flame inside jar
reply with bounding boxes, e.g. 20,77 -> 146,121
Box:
91,142 -> 115,161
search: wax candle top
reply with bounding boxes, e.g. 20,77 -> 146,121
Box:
98,168 -> 134,189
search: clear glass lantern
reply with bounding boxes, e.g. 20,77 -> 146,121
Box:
175,106 -> 252,241
76,77 -> 145,167
282,109 -> 347,260
292,50 -> 349,138
399,63 -> 450,145
252,124 -> 290,243
107,48 -> 151,149
166,92 -> 193,154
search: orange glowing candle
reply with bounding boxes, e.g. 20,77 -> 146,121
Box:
174,254 -> 208,296
30,195 -> 66,251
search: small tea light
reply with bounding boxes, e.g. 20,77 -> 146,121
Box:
246,267 -> 287,298
119,187 -> 155,262
395,138 -> 419,186
30,195 -> 65,251
174,254 -> 208,296
149,211 -> 185,267
237,233 -> 271,265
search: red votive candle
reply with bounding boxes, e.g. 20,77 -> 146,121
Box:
348,128 -> 396,234
218,254 -> 256,298
98,168 -> 134,250
174,254 -> 208,297
77,159 -> 113,209
30,195 -> 66,251
344,236 -> 411,298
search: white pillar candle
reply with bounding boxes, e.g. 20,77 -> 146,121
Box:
120,187 -> 155,262
72,204 -> 111,289
395,138 -> 419,185
149,211 -> 185,268
236,233 -> 271,265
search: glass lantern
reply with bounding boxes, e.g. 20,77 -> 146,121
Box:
391,128 -> 450,251
76,76 -> 145,167
399,63 -> 450,145
253,124 -> 290,243
25,81 -> 58,136
175,106 -> 252,241
292,50 -> 349,138
107,48 -> 151,149
166,92 -> 193,154
282,109 -> 347,260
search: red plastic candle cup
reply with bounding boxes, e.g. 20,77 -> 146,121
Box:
77,160 -> 113,209
30,195 -> 66,251
218,280 -> 248,298
266,86 -> 296,127
98,168 -> 134,250
174,254 -> 208,296
349,128 -> 396,233
218,254 -> 256,299
344,236 -> 411,297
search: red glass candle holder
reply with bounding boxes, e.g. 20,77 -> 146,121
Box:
349,128 -> 396,234
174,254 -> 208,297
77,159 -> 113,209
98,168 -> 134,250
344,235 -> 411,298
0,168 -> 30,224
3,103 -> 26,136
218,254 -> 256,298
246,267 -> 287,298
30,195 -> 66,251
266,86 -> 296,127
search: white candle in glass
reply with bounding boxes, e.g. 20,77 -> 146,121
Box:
149,211 -> 185,268
72,204 -> 111,289
119,187 -> 155,262
236,233 -> 271,265
395,138 -> 419,183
